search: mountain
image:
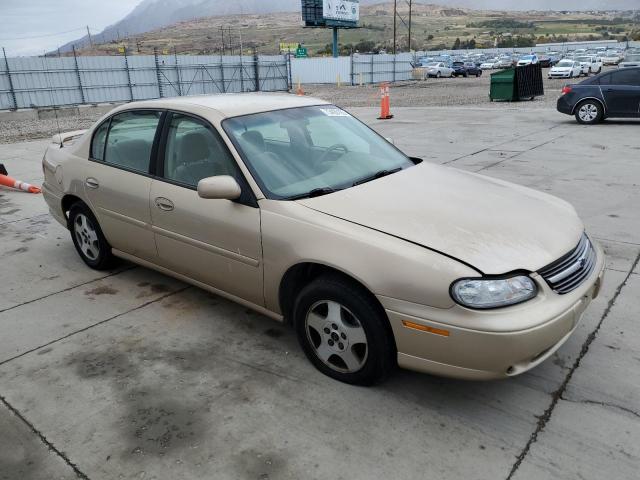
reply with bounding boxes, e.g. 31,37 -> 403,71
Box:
57,0 -> 639,52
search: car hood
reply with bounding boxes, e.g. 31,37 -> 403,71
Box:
297,162 -> 583,274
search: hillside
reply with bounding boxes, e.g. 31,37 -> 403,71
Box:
59,0 -> 411,52
72,2 -> 639,57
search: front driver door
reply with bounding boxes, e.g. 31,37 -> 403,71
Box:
601,69 -> 640,116
150,112 -> 263,305
84,110 -> 162,261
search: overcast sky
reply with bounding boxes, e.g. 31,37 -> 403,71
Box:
1,0 -> 637,56
0,0 -> 140,56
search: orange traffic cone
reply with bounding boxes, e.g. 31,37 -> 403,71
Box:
296,78 -> 304,96
378,83 -> 393,120
0,173 -> 41,194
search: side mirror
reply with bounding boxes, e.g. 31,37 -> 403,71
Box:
197,176 -> 241,200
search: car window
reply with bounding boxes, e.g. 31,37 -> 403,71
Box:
608,69 -> 640,86
91,120 -> 110,161
104,111 -> 161,173
163,113 -> 239,188
307,115 -> 370,153
224,106 -> 413,200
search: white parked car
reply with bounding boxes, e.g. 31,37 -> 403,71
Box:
480,59 -> 498,70
575,56 -> 603,75
517,54 -> 539,66
601,51 -> 623,65
425,62 -> 453,78
548,60 -> 582,79
496,57 -> 513,68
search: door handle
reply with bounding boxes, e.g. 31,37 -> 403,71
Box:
155,197 -> 174,211
85,178 -> 99,189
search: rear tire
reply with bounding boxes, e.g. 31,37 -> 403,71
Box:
293,275 -> 395,386
68,202 -> 116,270
574,100 -> 604,125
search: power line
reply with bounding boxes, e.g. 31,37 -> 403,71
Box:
0,27 -> 89,42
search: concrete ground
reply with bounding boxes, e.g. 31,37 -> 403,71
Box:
0,106 -> 638,480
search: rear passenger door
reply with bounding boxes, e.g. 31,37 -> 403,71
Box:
149,112 -> 263,305
600,70 -> 640,116
84,110 -> 162,261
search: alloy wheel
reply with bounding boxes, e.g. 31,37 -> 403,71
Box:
305,300 -> 368,373
578,103 -> 599,123
74,213 -> 100,261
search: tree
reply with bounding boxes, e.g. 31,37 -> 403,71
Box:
452,37 -> 461,50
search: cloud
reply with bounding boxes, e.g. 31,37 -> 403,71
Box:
0,0 -> 139,56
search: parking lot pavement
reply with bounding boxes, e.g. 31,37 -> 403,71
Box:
0,107 -> 638,480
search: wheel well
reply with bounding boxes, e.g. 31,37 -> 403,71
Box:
280,264 -> 375,321
278,262 -> 397,351
572,97 -> 605,115
61,195 -> 84,222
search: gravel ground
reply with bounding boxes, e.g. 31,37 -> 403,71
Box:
306,74 -> 565,110
0,109 -> 106,144
0,68 -> 611,144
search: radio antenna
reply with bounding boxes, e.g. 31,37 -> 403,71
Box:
40,53 -> 63,147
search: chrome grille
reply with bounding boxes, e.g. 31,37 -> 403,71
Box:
539,234 -> 596,295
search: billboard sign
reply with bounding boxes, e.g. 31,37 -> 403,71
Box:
323,0 -> 359,23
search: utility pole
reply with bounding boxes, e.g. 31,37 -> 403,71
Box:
228,27 -> 233,55
220,26 -> 226,55
393,0 -> 397,55
408,0 -> 413,51
86,26 -> 93,47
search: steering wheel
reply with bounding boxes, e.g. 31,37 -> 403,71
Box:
317,144 -> 349,165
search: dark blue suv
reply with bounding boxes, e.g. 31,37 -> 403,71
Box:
452,61 -> 483,78
557,67 -> 640,124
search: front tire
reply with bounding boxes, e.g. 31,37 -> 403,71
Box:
575,100 -> 604,125
293,275 -> 395,386
68,202 -> 116,270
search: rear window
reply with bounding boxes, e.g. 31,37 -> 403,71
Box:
91,121 -> 109,161
104,111 -> 162,174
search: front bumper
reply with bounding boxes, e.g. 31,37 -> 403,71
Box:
549,72 -> 572,78
381,243 -> 606,380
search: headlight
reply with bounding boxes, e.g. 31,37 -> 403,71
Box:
450,275 -> 537,310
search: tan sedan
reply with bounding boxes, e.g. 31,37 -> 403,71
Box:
42,94 -> 605,385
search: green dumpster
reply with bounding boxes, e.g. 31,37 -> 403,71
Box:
490,68 -> 517,101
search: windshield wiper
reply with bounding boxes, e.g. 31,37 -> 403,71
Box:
353,168 -> 403,186
285,187 -> 340,200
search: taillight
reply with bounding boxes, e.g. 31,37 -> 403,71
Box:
561,85 -> 572,95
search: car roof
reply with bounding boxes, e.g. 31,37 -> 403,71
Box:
117,92 -> 331,118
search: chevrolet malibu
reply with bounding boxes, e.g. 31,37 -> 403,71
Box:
42,94 -> 605,385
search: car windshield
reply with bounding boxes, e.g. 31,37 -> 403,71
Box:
576,56 -> 591,62
223,106 -> 414,200
557,60 -> 574,67
427,62 -> 441,67
521,56 -> 534,60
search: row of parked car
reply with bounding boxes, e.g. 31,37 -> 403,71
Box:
417,47 -> 639,80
